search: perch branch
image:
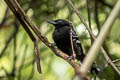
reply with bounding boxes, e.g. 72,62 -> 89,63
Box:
4,0 -> 82,77
70,23 -> 76,60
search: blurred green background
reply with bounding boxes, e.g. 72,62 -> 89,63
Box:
0,0 -> 120,80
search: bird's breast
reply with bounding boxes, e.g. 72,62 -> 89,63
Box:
53,26 -> 71,44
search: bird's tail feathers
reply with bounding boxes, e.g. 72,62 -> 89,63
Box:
90,63 -> 100,74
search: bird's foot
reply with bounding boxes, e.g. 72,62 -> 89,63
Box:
68,56 -> 73,61
50,43 -> 56,47
78,60 -> 82,65
68,54 -> 76,61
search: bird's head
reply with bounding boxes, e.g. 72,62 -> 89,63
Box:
48,19 -> 70,28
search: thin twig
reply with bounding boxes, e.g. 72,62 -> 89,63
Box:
80,0 -> 120,76
5,0 -> 42,73
13,0 -> 50,46
66,0 -> 120,76
34,41 -> 42,73
101,47 -> 120,74
66,0 -> 95,39
105,59 -> 120,67
70,23 -> 76,60
112,59 -> 120,63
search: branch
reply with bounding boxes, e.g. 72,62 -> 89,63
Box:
34,41 -> 41,73
80,0 -> 120,76
4,0 -> 42,73
105,59 -> 120,67
66,0 -> 95,39
66,0 -> 120,76
70,23 -> 76,60
4,0 -> 81,76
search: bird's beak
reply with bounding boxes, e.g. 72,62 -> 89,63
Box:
47,21 -> 57,25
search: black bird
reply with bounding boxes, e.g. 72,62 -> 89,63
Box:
48,19 -> 100,74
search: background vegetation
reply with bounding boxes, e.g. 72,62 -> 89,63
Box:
0,0 -> 120,80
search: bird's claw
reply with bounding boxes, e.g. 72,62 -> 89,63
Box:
78,60 -> 82,65
68,56 -> 73,61
72,53 -> 76,60
68,54 -> 76,61
51,43 -> 56,47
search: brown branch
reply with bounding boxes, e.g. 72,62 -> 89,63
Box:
105,59 -> 120,67
70,23 -> 76,60
66,0 -> 95,39
101,47 -> 120,75
34,41 -> 41,73
4,0 -> 42,74
112,59 -> 120,63
4,0 -> 81,77
66,0 -> 120,76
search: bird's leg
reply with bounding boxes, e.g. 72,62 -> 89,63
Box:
68,54 -> 76,61
50,43 -> 56,47
69,27 -> 76,60
68,51 -> 76,60
78,60 -> 82,65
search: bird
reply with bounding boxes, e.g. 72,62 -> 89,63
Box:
48,19 -> 100,74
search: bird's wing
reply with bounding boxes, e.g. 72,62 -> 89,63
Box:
71,28 -> 83,55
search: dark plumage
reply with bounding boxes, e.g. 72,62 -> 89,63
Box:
48,19 -> 100,74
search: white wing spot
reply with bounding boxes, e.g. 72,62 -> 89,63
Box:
76,40 -> 81,43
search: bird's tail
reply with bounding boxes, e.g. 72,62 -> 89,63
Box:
90,63 -> 100,74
